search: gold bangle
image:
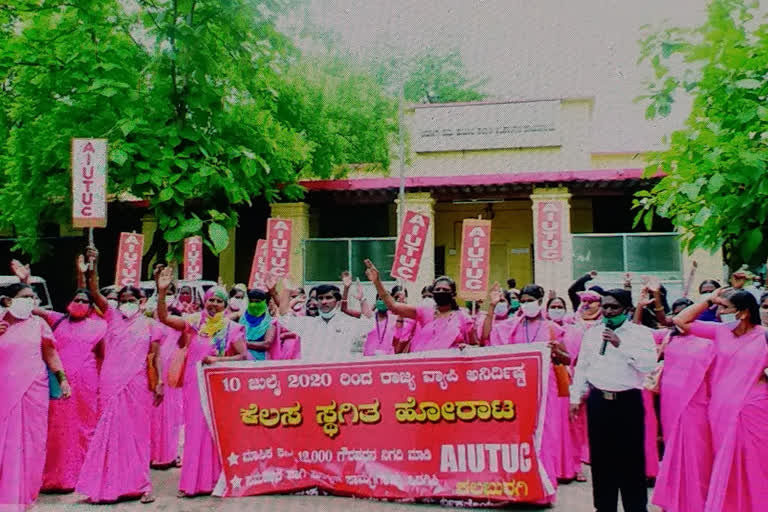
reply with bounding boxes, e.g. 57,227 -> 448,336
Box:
654,306 -> 664,312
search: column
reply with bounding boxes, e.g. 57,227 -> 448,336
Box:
396,192 -> 435,301
682,247 -> 726,299
270,202 -> 310,285
530,187 -> 573,299
218,226 -> 236,287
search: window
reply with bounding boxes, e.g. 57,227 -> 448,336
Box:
304,238 -> 396,283
572,233 -> 684,299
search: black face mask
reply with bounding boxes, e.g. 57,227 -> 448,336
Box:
432,291 -> 452,307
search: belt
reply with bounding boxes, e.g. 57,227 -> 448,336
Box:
588,384 -> 637,401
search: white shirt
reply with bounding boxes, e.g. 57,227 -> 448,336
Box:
570,321 -> 657,405
278,311 -> 374,362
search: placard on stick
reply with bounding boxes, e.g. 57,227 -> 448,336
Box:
391,210 -> 430,282
115,232 -> 144,287
458,219 -> 492,300
183,236 -> 203,281
71,138 -> 107,228
265,218 -> 293,277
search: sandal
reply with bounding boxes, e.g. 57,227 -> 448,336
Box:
140,493 -> 156,504
177,490 -> 187,499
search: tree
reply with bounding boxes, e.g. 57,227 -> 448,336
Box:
634,0 -> 768,267
0,0 -> 396,263
373,48 -> 487,104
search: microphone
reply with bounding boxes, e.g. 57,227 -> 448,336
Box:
600,325 -> 613,356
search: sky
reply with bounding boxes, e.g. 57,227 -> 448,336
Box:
301,0 -> 711,153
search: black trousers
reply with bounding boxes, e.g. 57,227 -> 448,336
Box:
586,387 -> 647,512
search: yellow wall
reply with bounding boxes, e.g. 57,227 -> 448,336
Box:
590,153 -> 647,169
434,201 -> 534,288
571,198 -> 594,233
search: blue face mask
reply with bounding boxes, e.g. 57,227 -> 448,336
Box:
319,307 -> 337,320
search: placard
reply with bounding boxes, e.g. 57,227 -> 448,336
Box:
183,236 -> 203,280
201,345 -> 553,504
458,219 -> 492,300
391,211 -> 430,282
115,232 -> 144,287
266,218 -> 292,277
71,138 -> 107,228
248,239 -> 268,289
536,202 -> 563,262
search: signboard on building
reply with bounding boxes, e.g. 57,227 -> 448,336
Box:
266,219 -> 293,277
248,239 -> 268,289
115,232 -> 144,287
183,236 -> 203,281
71,138 -> 107,228
391,210 -> 430,282
413,100 -> 560,153
458,219 -> 492,300
202,345 -> 553,503
535,202 -> 563,262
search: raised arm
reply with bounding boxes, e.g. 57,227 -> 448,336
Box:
155,266 -> 186,332
682,260 -> 697,298
340,271 -> 361,318
85,247 -> 109,313
568,271 -> 596,311
76,254 -> 88,289
363,259 -> 417,319
674,287 -> 724,332
10,259 -> 31,285
481,283 -> 503,346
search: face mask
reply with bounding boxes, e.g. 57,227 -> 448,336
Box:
432,291 -> 452,307
119,302 -> 140,318
179,294 -> 192,304
375,300 -> 388,313
548,309 -> 566,321
700,292 -> 712,303
107,299 -> 119,310
67,302 -> 91,319
602,313 -> 628,329
421,297 -> 436,309
229,298 -> 244,311
247,301 -> 267,317
509,299 -> 520,312
720,312 -> 738,323
8,297 -> 35,319
521,301 -> 541,318
319,307 -> 337,321
494,302 -> 509,318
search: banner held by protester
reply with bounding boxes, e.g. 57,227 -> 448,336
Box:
201,345 -> 553,504
391,210 -> 430,282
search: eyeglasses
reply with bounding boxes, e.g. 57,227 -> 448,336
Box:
73,298 -> 90,304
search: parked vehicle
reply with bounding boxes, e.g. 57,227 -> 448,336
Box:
0,276 -> 54,310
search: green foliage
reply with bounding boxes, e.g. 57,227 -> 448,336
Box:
634,0 -> 768,267
0,0 -> 396,262
373,48 -> 487,104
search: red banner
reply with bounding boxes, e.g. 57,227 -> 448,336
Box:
71,138 -> 107,228
114,232 -> 144,287
390,210 -> 430,282
248,239 -> 268,289
201,346 -> 553,504
183,236 -> 203,281
536,202 -> 563,262
266,218 -> 292,277
458,219 -> 492,300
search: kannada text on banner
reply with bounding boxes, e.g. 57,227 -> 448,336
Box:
201,345 -> 554,504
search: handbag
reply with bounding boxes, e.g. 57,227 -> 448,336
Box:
48,315 -> 68,399
549,324 -> 572,397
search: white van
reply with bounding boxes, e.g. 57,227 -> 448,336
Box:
0,276 -> 54,310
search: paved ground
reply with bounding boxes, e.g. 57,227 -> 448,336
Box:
33,468 -> 661,512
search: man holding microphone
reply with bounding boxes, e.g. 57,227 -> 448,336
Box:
570,289 -> 657,512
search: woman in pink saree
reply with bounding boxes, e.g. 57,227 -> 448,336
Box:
0,282 -> 70,510
674,288 -> 768,512
40,289 -> 107,492
365,260 -> 477,352
651,298 -> 715,512
156,267 -> 248,498
76,249 -> 165,505
486,284 -> 569,505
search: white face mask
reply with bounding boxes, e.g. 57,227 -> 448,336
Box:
8,297 -> 35,319
229,298 -> 245,311
494,302 -> 509,317
119,302 -> 140,318
548,309 -> 566,321
107,299 -> 119,310
421,297 -> 436,309
521,301 -> 541,318
720,312 -> 738,323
